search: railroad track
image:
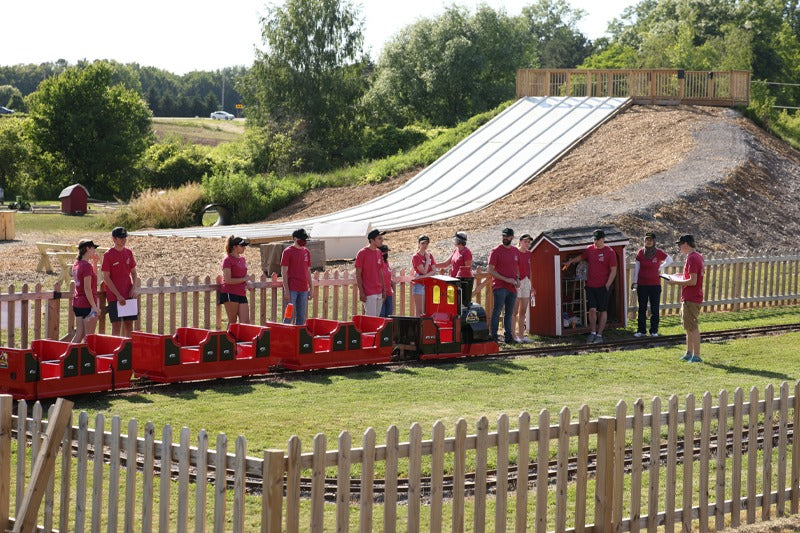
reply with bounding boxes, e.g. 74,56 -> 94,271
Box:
14,323 -> 800,499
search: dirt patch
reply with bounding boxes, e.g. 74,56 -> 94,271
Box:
1,105 -> 798,287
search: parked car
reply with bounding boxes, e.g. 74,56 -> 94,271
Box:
0,106 -> 14,115
210,110 -> 234,120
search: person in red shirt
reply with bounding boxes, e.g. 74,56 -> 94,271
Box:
435,231 -> 473,307
101,227 -> 139,337
512,233 -> 535,343
355,229 -> 386,316
411,235 -> 436,316
488,228 -> 520,343
72,239 -> 101,342
378,245 -> 395,317
632,232 -> 672,337
562,229 -> 618,343
220,235 -> 251,324
281,228 -> 313,325
668,234 -> 704,363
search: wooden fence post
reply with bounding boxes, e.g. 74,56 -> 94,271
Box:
0,395 -> 12,532
595,417 -> 616,533
262,450 -> 285,533
12,398 -> 73,533
45,285 -> 62,340
731,262 -> 744,312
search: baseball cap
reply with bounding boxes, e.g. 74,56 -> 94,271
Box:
519,233 -> 532,241
292,228 -> 310,240
592,229 -> 605,240
454,232 -> 467,243
111,227 -> 128,238
367,229 -> 386,241
78,239 -> 98,250
675,234 -> 695,246
418,234 -> 430,243
645,231 -> 656,239
231,236 -> 250,247
501,228 -> 514,237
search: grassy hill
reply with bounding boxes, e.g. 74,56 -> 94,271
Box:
151,117 -> 245,146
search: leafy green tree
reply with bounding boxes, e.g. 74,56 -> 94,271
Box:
0,117 -> 35,197
0,85 -> 25,111
521,0 -> 593,68
364,5 -> 531,127
26,62 -> 153,199
241,0 -> 368,167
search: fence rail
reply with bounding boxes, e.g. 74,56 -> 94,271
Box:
3,381 -> 800,531
0,253 -> 798,348
516,69 -> 751,106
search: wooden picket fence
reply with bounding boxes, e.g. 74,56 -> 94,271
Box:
0,252 -> 798,349
3,381 -> 800,532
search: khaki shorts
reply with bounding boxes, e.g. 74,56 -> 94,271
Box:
681,301 -> 701,331
517,277 -> 531,298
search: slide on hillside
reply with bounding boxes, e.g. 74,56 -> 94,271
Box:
133,96 -> 630,240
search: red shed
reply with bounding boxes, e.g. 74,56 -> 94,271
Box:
59,183 -> 89,215
529,226 -> 629,336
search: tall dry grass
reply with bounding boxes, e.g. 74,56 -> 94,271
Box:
104,183 -> 206,230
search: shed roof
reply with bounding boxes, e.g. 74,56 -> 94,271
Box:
58,183 -> 89,199
532,225 -> 628,249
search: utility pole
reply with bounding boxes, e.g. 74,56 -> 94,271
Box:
221,76 -> 225,111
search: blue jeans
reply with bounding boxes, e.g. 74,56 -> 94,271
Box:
491,288 -> 517,342
380,295 -> 394,318
283,290 -> 309,325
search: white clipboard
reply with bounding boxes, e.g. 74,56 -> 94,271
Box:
116,299 -> 138,317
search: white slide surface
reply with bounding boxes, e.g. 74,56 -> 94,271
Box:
133,96 -> 630,239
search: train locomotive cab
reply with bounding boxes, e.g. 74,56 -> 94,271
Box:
392,275 -> 497,360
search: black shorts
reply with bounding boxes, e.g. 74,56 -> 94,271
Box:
218,292 -> 248,305
73,306 -> 92,318
107,300 -> 138,323
586,286 -> 611,312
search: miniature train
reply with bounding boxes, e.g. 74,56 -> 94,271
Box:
0,276 -> 499,400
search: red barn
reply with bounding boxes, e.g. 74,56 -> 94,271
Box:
59,184 -> 89,215
529,226 -> 629,336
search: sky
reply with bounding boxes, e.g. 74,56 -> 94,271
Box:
1,0 -> 637,75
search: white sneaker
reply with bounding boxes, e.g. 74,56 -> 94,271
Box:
633,332 -> 645,338
521,336 -> 532,343
650,332 -> 659,337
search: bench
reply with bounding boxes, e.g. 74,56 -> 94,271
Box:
35,242 -> 108,287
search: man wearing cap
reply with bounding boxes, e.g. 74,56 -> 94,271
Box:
668,235 -> 704,363
632,232 -> 673,337
435,231 -> 473,307
281,229 -> 313,325
488,228 -> 520,343
102,227 -> 139,337
355,229 -> 386,316
562,229 -> 618,343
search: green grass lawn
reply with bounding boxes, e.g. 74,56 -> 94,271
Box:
72,327 -> 800,455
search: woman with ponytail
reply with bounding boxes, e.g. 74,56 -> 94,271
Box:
72,239 -> 101,342
220,235 -> 251,324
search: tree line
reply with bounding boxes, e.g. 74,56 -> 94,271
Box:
0,0 -> 798,213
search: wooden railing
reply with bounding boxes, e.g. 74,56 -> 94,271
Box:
516,69 -> 751,106
0,253 -> 797,348
3,382 -> 800,531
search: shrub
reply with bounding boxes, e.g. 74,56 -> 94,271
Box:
138,139 -> 213,190
104,183 -> 206,230
202,172 -> 303,224
361,124 -> 429,160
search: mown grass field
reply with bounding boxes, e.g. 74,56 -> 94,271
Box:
151,117 -> 244,146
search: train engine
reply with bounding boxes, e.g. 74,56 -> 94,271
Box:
391,275 -> 498,360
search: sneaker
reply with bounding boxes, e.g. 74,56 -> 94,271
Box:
650,332 -> 659,337
506,337 -> 519,345
633,332 -> 645,338
521,336 -> 532,343
680,352 -> 692,361
689,355 -> 703,363
593,335 -> 604,344
586,333 -> 597,343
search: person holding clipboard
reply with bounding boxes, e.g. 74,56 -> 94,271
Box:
102,227 -> 139,337
664,235 -> 705,363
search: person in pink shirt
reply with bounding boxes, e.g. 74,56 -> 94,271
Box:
562,229 -> 618,343
101,227 -> 139,337
72,239 -> 101,343
378,244 -> 395,317
355,229 -> 386,316
488,228 -> 520,343
632,231 -> 672,337
220,235 -> 251,324
281,228 -> 313,325
435,231 -> 473,307
512,233 -> 535,343
668,234 -> 705,363
411,235 -> 436,316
